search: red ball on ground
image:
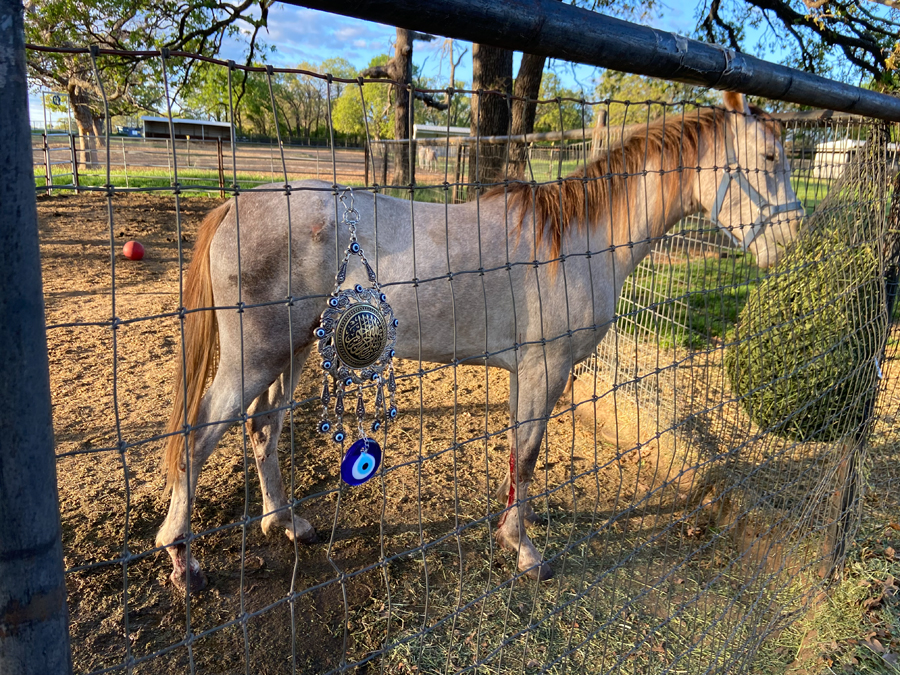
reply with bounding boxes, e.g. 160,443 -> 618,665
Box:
123,241 -> 145,260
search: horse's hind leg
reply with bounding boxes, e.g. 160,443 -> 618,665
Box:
246,347 -> 316,544
156,360 -> 280,592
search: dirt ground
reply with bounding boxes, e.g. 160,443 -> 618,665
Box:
38,192 -> 895,675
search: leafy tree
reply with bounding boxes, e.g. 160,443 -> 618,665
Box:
332,55 -> 393,140
25,0 -> 269,159
532,72 -> 592,133
472,0 -> 663,184
696,0 -> 900,89
276,58 -> 354,141
594,70 -> 717,126
359,29 -> 447,184
181,56 -> 355,140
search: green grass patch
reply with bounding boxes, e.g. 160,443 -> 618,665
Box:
793,178 -> 832,214
618,253 -> 762,350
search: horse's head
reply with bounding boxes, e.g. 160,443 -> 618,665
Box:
700,92 -> 805,268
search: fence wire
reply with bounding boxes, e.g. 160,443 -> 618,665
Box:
30,45 -> 900,675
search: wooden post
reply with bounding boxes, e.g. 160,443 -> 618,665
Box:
452,144 -> 463,203
364,140 -> 369,187
121,137 -> 129,189
69,133 -> 80,193
217,137 -> 225,198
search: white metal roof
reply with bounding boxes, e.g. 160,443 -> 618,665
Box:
141,115 -> 231,128
413,124 -> 471,138
815,138 -> 900,152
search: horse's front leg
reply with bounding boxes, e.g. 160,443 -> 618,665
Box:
494,436 -> 544,526
495,361 -> 570,581
246,354 -> 316,544
495,370 -> 578,524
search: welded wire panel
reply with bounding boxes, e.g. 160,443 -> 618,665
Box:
32,46 -> 900,675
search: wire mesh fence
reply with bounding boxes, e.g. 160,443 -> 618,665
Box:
30,44 -> 900,675
32,134 -> 371,193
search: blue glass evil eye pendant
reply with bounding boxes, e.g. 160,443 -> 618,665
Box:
340,438 -> 382,486
314,188 -> 398,484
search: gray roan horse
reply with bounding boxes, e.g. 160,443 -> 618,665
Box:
157,92 -> 804,591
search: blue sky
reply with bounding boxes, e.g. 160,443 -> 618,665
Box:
28,3 -> 737,127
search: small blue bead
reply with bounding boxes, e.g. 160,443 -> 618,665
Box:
392,319 -> 399,327
344,378 -> 353,387
333,431 -> 345,443
351,242 -> 360,253
355,284 -> 363,293
322,360 -> 332,370
329,297 -> 339,307
371,420 -> 381,432
318,421 -> 331,433
371,372 -> 378,380
315,328 -> 326,338
388,406 -> 397,419
389,350 -> 395,358
380,293 -> 387,302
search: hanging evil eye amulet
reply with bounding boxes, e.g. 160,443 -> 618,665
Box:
313,187 -> 398,486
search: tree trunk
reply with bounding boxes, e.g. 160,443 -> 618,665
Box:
69,84 -> 98,168
392,28 -> 414,186
510,52 -> 545,178
590,109 -> 608,158
469,44 -> 512,192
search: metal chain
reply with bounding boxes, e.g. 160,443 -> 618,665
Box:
333,187 -> 381,295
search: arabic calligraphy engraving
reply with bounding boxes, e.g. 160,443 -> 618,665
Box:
335,303 -> 388,369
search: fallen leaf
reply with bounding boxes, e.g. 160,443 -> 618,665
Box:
864,638 -> 885,654
886,546 -> 897,559
863,594 -> 884,610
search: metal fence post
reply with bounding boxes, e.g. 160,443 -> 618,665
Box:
0,1 -> 72,673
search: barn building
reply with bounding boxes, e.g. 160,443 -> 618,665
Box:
140,116 -> 232,141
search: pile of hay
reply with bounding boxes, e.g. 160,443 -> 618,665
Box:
725,224 -> 886,442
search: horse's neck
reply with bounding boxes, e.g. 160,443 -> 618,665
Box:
613,172 -> 699,282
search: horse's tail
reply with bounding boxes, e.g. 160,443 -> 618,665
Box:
163,201 -> 232,489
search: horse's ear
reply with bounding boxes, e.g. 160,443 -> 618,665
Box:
723,91 -> 750,115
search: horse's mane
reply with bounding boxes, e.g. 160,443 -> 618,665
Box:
487,105 -> 779,263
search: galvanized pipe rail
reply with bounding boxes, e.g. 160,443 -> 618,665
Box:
290,0 -> 900,123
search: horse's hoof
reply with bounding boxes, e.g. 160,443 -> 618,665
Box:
524,561 -> 554,582
286,516 -> 317,545
263,513 -> 317,545
291,524 -> 318,545
170,567 -> 208,594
